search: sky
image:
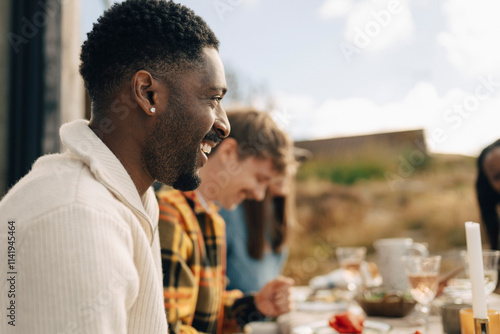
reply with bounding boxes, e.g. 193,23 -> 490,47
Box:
82,0 -> 500,157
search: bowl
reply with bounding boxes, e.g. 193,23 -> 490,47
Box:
355,289 -> 416,318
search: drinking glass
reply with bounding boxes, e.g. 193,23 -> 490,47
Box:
336,246 -> 366,294
403,255 -> 441,334
483,251 -> 500,295
462,250 -> 500,296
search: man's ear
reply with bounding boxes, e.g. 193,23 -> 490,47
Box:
131,70 -> 165,116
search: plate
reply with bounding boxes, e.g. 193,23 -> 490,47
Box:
292,319 -> 392,334
296,301 -> 349,312
244,321 -> 280,334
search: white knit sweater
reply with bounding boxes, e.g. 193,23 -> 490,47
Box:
0,120 -> 168,333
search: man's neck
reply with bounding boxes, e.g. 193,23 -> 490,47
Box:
89,122 -> 153,197
195,190 -> 213,213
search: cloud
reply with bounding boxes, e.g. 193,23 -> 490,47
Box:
439,0 -> 500,76
272,93 -> 317,139
241,0 -> 262,10
317,0 -> 353,19
275,81 -> 500,156
342,0 -> 416,53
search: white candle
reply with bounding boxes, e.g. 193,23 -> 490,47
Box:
465,221 -> 488,319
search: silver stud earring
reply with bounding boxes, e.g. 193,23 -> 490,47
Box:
150,107 -> 156,113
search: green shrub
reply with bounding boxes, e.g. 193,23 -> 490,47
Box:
297,160 -> 387,185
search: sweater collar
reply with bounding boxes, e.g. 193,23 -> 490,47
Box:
59,119 -> 157,242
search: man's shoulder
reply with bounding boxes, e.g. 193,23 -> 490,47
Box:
156,189 -> 203,233
157,189 -> 198,211
157,189 -> 188,221
156,187 -> 184,204
0,153 -> 121,222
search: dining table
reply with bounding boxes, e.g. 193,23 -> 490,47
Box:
274,286 -> 500,334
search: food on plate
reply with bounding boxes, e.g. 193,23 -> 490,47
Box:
328,311 -> 365,333
361,288 -> 413,302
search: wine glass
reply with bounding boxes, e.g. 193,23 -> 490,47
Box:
403,255 -> 441,334
336,247 -> 366,294
482,250 -> 500,295
462,250 -> 500,297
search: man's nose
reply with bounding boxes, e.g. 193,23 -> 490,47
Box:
213,105 -> 230,138
252,185 -> 267,202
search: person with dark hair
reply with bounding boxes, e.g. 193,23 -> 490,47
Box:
476,139 -> 500,250
0,1 -> 229,333
156,109 -> 295,334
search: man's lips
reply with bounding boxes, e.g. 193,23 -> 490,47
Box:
203,130 -> 223,146
200,131 -> 222,154
199,131 -> 223,164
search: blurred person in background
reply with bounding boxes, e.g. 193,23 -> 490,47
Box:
219,148 -> 309,293
156,109 -> 295,334
0,1 -> 230,333
476,138 -> 500,250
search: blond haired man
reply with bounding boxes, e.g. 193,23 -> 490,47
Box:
157,109 -> 295,334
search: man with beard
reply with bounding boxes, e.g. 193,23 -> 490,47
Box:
0,1 -> 229,333
157,109 -> 295,334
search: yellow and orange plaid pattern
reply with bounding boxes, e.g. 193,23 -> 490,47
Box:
157,190 -> 228,334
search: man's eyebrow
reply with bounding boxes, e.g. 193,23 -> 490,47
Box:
207,87 -> 227,95
259,174 -> 272,181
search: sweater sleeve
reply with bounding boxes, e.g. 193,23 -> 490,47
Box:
5,205 -> 139,334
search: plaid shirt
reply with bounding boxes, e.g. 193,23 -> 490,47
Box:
157,190 -> 263,334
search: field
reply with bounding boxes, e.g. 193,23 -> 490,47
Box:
283,152 -> 481,285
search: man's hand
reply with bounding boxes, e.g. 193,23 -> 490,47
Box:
254,276 -> 294,317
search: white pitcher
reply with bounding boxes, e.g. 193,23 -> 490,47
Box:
373,238 -> 428,291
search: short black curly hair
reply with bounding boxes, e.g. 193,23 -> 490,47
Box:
80,0 -> 219,116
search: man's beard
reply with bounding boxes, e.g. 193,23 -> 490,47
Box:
142,103 -> 201,191
172,172 -> 201,191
